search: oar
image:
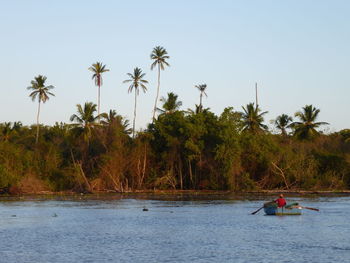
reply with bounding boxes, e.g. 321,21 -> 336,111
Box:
299,206 -> 319,212
251,206 -> 264,215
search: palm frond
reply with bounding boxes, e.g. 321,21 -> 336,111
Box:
140,84 -> 147,92
89,62 -> 109,86
150,46 -> 170,70
292,104 -> 328,139
27,75 -> 55,103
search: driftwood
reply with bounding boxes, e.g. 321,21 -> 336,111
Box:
271,161 -> 290,190
77,162 -> 92,193
101,167 -> 123,193
70,149 -> 92,193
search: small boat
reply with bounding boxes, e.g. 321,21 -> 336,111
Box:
263,202 -> 302,216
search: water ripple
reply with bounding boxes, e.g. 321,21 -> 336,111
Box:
0,196 -> 349,262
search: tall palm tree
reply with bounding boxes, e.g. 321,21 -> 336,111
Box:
27,75 -> 55,143
275,114 -> 293,136
158,92 -> 182,114
70,102 -> 100,142
88,62 -> 109,120
123,67 -> 148,138
195,84 -> 207,110
291,105 -> 328,140
151,46 -> 170,120
241,103 -> 268,133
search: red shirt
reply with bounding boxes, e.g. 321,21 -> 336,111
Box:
276,198 -> 286,207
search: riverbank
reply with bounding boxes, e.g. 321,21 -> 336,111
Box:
1,189 -> 350,202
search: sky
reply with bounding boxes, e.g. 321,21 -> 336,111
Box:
1,0 -> 349,132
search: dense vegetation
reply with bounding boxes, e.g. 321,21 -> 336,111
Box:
1,100 -> 349,194
1,46 -> 349,194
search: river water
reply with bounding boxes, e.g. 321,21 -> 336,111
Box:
0,194 -> 349,263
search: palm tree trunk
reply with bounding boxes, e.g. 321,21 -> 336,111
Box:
98,83 -> 101,123
141,144 -> 147,188
152,64 -> 161,121
188,159 -> 193,187
199,92 -> 203,109
36,100 -> 41,144
282,128 -> 287,136
133,90 -> 137,138
179,156 -> 183,190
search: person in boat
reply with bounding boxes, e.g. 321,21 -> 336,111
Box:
275,194 -> 287,208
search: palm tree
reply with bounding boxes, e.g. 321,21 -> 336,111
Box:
101,109 -> 119,124
241,103 -> 268,133
12,121 -> 22,132
151,46 -> 170,120
101,109 -> 131,135
291,105 -> 328,140
186,104 -> 211,115
88,62 -> 109,120
158,92 -> 182,114
70,102 -> 100,142
27,75 -> 55,143
339,129 -> 350,143
195,84 -> 207,110
1,121 -> 22,142
123,67 -> 148,138
1,122 -> 12,142
275,114 -> 293,136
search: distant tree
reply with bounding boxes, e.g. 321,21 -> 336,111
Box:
88,62 -> 109,120
12,121 -> 22,132
195,84 -> 207,110
123,67 -> 148,138
101,109 -> 131,135
275,114 -> 293,136
1,122 -> 12,142
291,105 -> 328,140
158,92 -> 182,114
186,104 -> 211,115
70,102 -> 100,142
241,103 -> 268,133
339,129 -> 350,143
216,107 -> 242,190
27,75 -> 55,143
101,110 -> 120,125
151,46 -> 170,120
1,122 -> 22,142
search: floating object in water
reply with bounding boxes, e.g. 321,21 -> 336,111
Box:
52,213 -> 58,217
11,215 -> 16,217
143,207 -> 149,211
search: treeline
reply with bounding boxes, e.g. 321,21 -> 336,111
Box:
2,46 -> 350,193
1,98 -> 350,194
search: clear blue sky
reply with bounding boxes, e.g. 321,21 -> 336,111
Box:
1,0 -> 349,132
